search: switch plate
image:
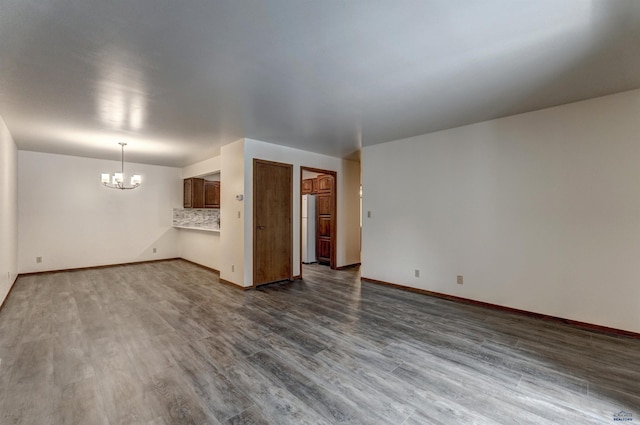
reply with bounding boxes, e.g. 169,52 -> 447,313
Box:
414,269 -> 420,278
153,248 -> 157,253
367,211 -> 371,218
36,257 -> 42,264
457,275 -> 463,285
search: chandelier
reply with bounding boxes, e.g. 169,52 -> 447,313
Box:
101,142 -> 141,190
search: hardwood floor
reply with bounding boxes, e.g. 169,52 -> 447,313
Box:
0,260 -> 638,424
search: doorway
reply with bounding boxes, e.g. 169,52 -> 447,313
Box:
300,167 -> 337,274
253,159 -> 293,286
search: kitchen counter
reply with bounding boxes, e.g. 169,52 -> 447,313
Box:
173,225 -> 220,233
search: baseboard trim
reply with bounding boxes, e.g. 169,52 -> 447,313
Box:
219,278 -> 251,290
336,262 -> 361,270
18,258 -> 182,276
0,274 -> 20,314
178,259 -> 248,290
18,257 -> 249,291
361,276 -> 640,339
179,258 -> 220,274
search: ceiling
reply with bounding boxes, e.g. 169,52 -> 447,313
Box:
1,0 -> 640,167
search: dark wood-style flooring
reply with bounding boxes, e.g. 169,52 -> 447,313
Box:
0,260 -> 638,424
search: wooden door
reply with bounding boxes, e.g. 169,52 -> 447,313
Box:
253,159 -> 293,286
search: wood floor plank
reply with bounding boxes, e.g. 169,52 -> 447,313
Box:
1,338 -> 54,425
247,349 -> 383,424
53,321 -> 95,387
143,365 -> 220,425
0,260 -> 638,425
264,336 -> 415,424
392,361 -> 560,425
57,376 -> 110,425
121,334 -> 175,384
88,336 -> 155,425
223,357 -> 332,425
164,337 -> 255,423
225,405 -> 271,425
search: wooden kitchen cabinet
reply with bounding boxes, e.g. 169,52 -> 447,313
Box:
317,174 -> 333,192
184,178 -> 204,208
184,178 -> 220,209
316,174 -> 335,265
204,181 -> 220,208
302,178 -> 318,194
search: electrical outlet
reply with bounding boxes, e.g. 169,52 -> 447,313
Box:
153,248 -> 157,253
36,256 -> 42,264
457,275 -> 463,285
414,269 -> 420,278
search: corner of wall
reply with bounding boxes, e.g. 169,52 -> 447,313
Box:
219,139 -> 247,286
0,115 -> 18,306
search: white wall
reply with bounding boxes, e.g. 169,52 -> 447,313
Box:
0,116 -> 18,305
178,229 -> 221,271
244,138 -> 361,286
220,139 -> 246,286
179,155 -> 222,271
362,88 -> 640,334
182,156 -> 221,179
19,151 -> 182,273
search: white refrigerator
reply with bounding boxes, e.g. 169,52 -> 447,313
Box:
302,194 -> 317,263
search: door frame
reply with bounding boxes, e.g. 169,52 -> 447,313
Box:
300,167 -> 337,276
253,158 -> 294,287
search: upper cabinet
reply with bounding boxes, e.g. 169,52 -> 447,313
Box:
302,178 -> 318,194
184,178 -> 204,208
184,178 -> 220,208
317,174 -> 334,192
204,181 -> 220,208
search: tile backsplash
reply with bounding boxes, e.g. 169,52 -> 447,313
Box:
173,208 -> 220,230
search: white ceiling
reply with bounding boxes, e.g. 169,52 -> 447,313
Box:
1,0 -> 640,167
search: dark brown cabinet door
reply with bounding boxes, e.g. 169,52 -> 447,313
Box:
316,173 -> 335,266
184,179 -> 192,207
316,195 -> 332,264
318,215 -> 331,238
204,181 -> 220,208
184,178 -> 204,208
317,194 -> 332,215
301,178 -> 313,194
317,175 -> 333,192
253,159 -> 293,286
317,238 -> 331,262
